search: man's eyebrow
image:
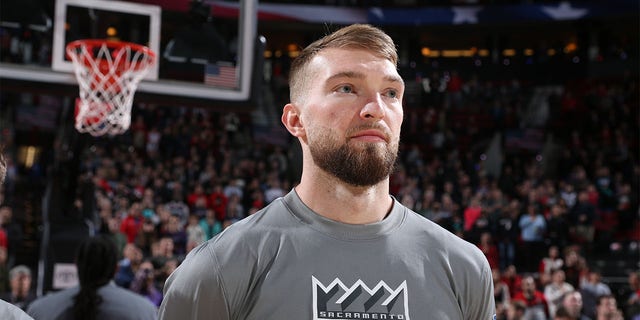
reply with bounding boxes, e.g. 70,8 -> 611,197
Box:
326,71 -> 404,86
326,71 -> 364,82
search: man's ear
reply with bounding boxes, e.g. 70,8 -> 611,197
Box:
281,103 -> 305,138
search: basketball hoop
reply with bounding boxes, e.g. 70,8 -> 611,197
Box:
66,39 -> 156,136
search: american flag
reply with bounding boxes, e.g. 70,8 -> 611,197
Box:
204,62 -> 238,88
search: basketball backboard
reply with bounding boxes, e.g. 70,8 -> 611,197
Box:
0,0 -> 259,106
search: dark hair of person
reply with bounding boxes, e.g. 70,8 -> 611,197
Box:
72,235 -> 118,320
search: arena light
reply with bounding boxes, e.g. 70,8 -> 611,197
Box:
502,49 -> 516,57
524,49 -> 534,56
478,49 -> 489,57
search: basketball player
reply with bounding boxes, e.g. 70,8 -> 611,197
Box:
160,24 -> 495,319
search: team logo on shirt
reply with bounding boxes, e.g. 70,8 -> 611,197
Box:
312,276 -> 410,320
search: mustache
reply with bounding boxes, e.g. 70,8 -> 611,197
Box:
346,124 -> 393,142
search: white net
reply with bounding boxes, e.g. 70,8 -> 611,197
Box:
66,40 -> 155,136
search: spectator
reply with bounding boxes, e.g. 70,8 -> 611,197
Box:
120,202 -> 144,244
519,203 -> 547,273
26,235 -> 156,320
623,270 -> 640,319
185,214 -> 205,251
556,290 -> 590,320
544,269 -> 575,318
130,259 -> 163,307
570,191 -> 596,245
594,295 -> 623,320
563,249 -> 587,289
199,208 -> 222,240
502,264 -> 523,298
478,231 -> 500,270
539,245 -> 565,286
512,275 -> 549,319
0,265 -> 35,311
493,268 -> 511,320
581,269 -> 612,319
115,243 -> 143,289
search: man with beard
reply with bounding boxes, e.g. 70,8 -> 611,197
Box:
160,24 -> 495,320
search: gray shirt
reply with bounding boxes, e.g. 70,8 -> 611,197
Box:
160,190 -> 495,320
26,282 -> 157,320
0,300 -> 33,320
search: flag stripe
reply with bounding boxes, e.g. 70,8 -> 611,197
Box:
204,63 -> 238,88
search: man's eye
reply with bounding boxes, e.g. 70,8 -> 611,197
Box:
386,89 -> 398,99
337,85 -> 353,94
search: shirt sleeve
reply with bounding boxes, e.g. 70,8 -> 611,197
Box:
159,243 -> 230,320
460,245 -> 496,320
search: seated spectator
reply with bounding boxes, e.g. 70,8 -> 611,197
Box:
545,269 -> 575,318
502,264 -> 523,298
512,275 -> 549,319
0,265 -> 35,311
26,235 -> 156,320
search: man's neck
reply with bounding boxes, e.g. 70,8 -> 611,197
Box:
294,173 -> 393,225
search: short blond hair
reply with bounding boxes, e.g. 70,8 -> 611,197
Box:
288,24 -> 398,104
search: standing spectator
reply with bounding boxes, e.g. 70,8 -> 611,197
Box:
209,184 -> 228,222
199,209 -> 222,241
162,215 -> 187,257
563,249 -> 587,289
0,265 -> 35,311
115,243 -> 143,289
546,204 -> 571,251
478,232 -> 500,270
519,204 -> 547,272
544,269 -> 575,318
497,199 -> 520,270
130,259 -> 163,307
581,269 -> 612,319
539,245 -> 565,287
512,275 -> 549,320
570,191 -> 596,245
187,184 -> 209,218
185,214 -> 205,252
120,202 -> 144,243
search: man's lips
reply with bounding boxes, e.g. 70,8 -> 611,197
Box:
350,129 -> 389,142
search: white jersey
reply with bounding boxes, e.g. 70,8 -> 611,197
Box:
160,190 -> 495,320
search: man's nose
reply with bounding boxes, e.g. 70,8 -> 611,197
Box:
360,93 -> 386,120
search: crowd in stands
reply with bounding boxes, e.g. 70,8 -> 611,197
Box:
0,57 -> 638,319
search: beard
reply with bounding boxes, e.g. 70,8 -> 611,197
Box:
308,126 -> 398,187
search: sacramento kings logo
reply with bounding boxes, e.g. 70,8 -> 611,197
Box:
312,276 -> 410,320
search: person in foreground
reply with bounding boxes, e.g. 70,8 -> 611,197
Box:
159,23 -> 495,320
0,150 -> 33,319
26,235 -> 157,320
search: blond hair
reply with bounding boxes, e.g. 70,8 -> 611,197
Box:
288,24 -> 398,104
